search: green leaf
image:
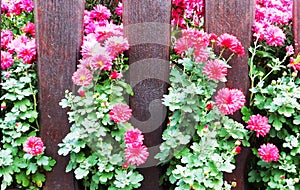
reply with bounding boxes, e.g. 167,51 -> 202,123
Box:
36,156 -> 49,166
74,167 -> 89,179
26,162 -> 38,175
32,173 -> 46,187
16,172 -> 30,187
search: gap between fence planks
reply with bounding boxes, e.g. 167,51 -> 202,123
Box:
35,0 -> 85,189
294,0 -> 300,55
205,0 -> 255,189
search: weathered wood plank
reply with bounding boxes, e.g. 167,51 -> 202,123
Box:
123,1 -> 171,189
294,0 -> 300,55
34,1 -> 85,189
205,0 -> 255,189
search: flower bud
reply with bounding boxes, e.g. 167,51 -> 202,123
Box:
292,72 -> 298,78
203,170 -> 209,176
235,140 -> 241,146
206,103 -> 214,110
122,162 -> 129,169
282,71 -> 287,76
294,178 -> 299,183
203,125 -> 209,133
78,89 -> 85,97
231,182 -> 237,187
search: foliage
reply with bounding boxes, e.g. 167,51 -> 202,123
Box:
0,5 -> 55,190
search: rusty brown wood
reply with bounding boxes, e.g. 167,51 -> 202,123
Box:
123,1 -> 171,189
205,0 -> 255,189
294,0 -> 300,55
34,1 -> 85,189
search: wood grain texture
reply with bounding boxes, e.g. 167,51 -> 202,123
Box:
123,1 -> 171,189
34,1 -> 85,189
205,1 -> 255,189
294,0 -> 300,55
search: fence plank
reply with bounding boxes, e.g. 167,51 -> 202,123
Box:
34,1 -> 85,189
123,1 -> 171,189
294,0 -> 300,54
205,0 -> 255,189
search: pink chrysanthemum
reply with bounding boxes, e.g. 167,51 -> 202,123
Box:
258,143 -> 280,162
109,104 -> 132,123
215,88 -> 246,115
264,25 -> 286,46
247,114 -> 271,137
1,29 -> 14,49
90,4 -> 111,21
288,57 -> 300,71
104,36 -> 129,58
216,33 -> 245,56
21,21 -> 35,37
110,71 -> 123,79
286,45 -> 294,55
124,128 -> 144,145
72,68 -> 93,87
124,143 -> 149,166
20,0 -> 34,12
115,2 -> 122,16
94,23 -> 123,43
16,39 -> 36,64
23,136 -> 45,156
90,46 -> 113,71
7,35 -> 30,54
203,59 -> 228,81
1,51 -> 14,70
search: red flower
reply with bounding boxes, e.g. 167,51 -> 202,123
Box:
216,33 -> 245,56
110,71 -> 123,79
23,136 -> 45,156
235,146 -> 242,154
247,114 -> 271,137
258,143 -> 280,162
109,104 -> 132,123
206,103 -> 214,110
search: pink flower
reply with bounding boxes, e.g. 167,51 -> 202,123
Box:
21,22 -> 35,37
206,103 -> 214,110
16,39 -> 36,64
235,146 -> 242,154
109,104 -> 132,123
20,0 -> 34,12
203,59 -> 228,81
94,23 -> 123,43
89,46 -> 113,71
1,29 -> 14,49
72,68 -> 93,87
288,57 -> 300,71
77,89 -> 85,97
264,25 -> 286,46
216,33 -> 245,56
124,128 -> 144,145
247,114 -> 271,137
258,143 -> 280,162
104,36 -> 129,58
215,88 -> 246,115
7,35 -> 30,53
23,136 -> 45,156
110,71 -> 123,79
286,45 -> 294,55
115,2 -> 122,16
1,51 -> 14,70
124,143 -> 149,166
90,4 -> 111,21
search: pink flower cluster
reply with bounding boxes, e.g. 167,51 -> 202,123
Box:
124,128 -> 149,166
203,59 -> 228,81
253,0 -> 293,46
258,143 -> 280,162
1,0 -> 34,16
215,88 -> 246,115
172,0 -> 204,28
216,33 -> 245,56
23,136 -> 45,156
72,5 -> 129,87
247,114 -> 271,137
109,104 -> 132,123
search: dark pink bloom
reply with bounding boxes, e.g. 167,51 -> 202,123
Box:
90,4 -> 111,21
1,51 -> 14,70
203,59 -> 228,81
286,45 -> 294,55
78,89 -> 85,97
115,2 -> 122,16
109,104 -> 132,123
1,29 -> 14,49
72,68 -> 93,87
247,114 -> 271,137
288,57 -> 300,71
20,0 -> 34,12
124,128 -> 144,145
264,25 -> 286,46
235,146 -> 242,154
21,22 -> 35,37
110,71 -> 123,79
216,33 -> 244,56
206,103 -> 214,110
124,143 -> 149,166
258,143 -> 280,162
23,136 -> 45,156
215,88 -> 246,115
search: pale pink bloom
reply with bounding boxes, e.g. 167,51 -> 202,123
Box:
109,104 -> 132,123
1,51 -> 14,70
215,88 -> 246,115
81,34 -> 98,58
21,22 -> 35,37
89,46 -> 113,71
1,29 -> 14,49
104,36 -> 129,58
286,45 -> 294,55
110,71 -> 123,79
72,68 -> 93,87
124,128 -> 144,145
124,143 -> 149,166
247,114 -> 271,137
94,22 -> 123,42
194,47 -> 210,63
20,0 -> 34,12
23,136 -> 45,156
115,2 -> 122,16
83,10 -> 92,26
203,59 -> 228,81
264,25 -> 286,46
90,4 -> 111,21
7,35 -> 30,53
258,143 -> 280,162
217,33 -> 245,56
16,39 -> 36,64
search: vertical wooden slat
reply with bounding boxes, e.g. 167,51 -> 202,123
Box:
294,0 -> 300,55
205,1 -> 255,190
34,1 -> 85,189
123,1 -> 171,189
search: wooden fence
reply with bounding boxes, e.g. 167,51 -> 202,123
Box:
34,0 -> 300,189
